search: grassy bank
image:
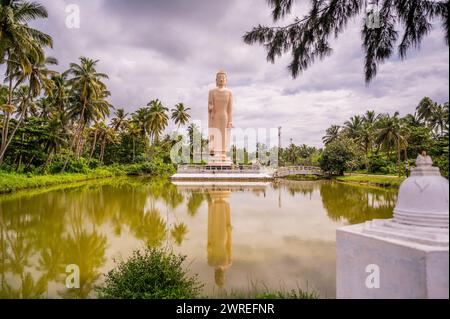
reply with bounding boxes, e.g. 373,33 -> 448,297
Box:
336,174 -> 405,188
0,169 -> 122,194
0,162 -> 175,194
282,174 -> 323,181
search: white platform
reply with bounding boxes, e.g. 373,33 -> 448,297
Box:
170,172 -> 273,180
337,223 -> 449,299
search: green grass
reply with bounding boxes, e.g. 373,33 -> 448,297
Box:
283,174 -> 322,181
0,169 -> 121,194
208,281 -> 319,299
336,174 -> 405,188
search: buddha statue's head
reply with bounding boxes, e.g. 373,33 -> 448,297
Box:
216,70 -> 227,88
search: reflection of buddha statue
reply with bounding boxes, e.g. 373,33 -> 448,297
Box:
208,70 -> 233,165
207,190 -> 232,288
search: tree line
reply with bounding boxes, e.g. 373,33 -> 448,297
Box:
1,1 -> 448,178
320,98 -> 449,177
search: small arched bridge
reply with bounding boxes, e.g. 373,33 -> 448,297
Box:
274,166 -> 324,178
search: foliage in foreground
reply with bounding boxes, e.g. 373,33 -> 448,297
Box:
96,248 -> 203,299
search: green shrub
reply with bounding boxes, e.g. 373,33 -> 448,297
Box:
96,248 -> 203,299
49,156 -> 90,174
0,163 -> 14,173
124,158 -> 175,176
320,137 -> 360,175
88,158 -> 101,169
367,155 -> 389,173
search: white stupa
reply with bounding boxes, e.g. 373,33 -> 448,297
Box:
336,152 -> 449,299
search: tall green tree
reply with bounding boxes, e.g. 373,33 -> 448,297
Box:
344,115 -> 364,141
375,112 -> 407,176
429,102 -> 449,137
0,55 -> 57,163
322,125 -> 340,145
171,103 -> 191,130
111,108 -> 128,132
61,57 -> 109,170
147,99 -> 169,144
0,0 -> 53,164
416,96 -> 436,124
132,107 -> 151,141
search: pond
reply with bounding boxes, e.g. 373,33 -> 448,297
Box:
0,177 -> 397,298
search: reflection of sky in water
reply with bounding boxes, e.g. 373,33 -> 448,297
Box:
0,178 -> 396,298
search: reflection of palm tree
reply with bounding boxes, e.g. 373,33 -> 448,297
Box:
0,206 -> 53,298
207,190 -> 232,288
171,223 -> 188,246
187,192 -> 204,217
0,272 -> 47,299
59,209 -> 107,298
162,185 -> 184,210
135,209 -> 167,248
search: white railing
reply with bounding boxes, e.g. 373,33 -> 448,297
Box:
274,166 -> 323,177
177,164 -> 262,174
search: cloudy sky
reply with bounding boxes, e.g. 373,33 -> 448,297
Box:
28,0 -> 449,147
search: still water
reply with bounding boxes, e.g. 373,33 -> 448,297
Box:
0,177 -> 397,298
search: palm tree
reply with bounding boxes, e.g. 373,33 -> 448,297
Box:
361,111 -> 379,158
429,103 -> 449,137
0,0 -> 52,114
127,123 -> 141,163
0,55 -> 57,163
343,115 -> 364,141
61,57 -> 109,170
403,112 -> 422,127
416,97 -> 436,125
187,122 -> 201,163
13,86 -> 36,119
49,74 -> 69,113
0,0 -> 53,165
110,108 -> 128,131
43,118 -> 66,170
171,103 -> 191,130
99,126 -> 116,164
375,112 -> 405,176
363,110 -> 378,125
322,125 -> 340,145
88,121 -> 102,161
36,97 -> 53,120
131,107 -> 151,141
68,89 -> 112,158
148,99 -> 169,144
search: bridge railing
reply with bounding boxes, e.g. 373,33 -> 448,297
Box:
274,166 -> 323,177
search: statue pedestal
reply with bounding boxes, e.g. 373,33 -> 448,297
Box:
336,222 -> 449,299
207,153 -> 233,168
